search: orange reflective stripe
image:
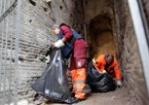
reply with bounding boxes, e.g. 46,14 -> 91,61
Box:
73,80 -> 85,84
75,92 -> 86,99
74,82 -> 85,88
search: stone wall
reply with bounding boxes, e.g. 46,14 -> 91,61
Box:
16,0 -> 53,101
17,0 -> 83,102
83,0 -> 116,58
0,0 -> 149,104
0,0 -> 18,104
114,0 -> 149,105
143,0 -> 149,26
83,0 -> 149,105
0,0 -> 82,103
142,0 -> 149,44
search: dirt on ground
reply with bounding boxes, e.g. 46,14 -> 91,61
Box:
73,87 -> 140,105
34,87 -> 140,105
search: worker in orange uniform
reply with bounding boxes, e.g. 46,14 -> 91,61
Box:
92,53 -> 123,87
51,23 -> 88,101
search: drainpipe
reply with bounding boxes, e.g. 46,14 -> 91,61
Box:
128,0 -> 149,101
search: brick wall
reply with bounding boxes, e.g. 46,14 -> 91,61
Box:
0,0 -> 82,103
1,0 -> 149,104
0,0 -> 18,104
16,0 -> 82,102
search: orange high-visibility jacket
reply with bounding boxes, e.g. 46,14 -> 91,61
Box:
95,54 -> 122,80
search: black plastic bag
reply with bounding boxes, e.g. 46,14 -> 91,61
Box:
31,49 -> 76,104
87,62 -> 116,92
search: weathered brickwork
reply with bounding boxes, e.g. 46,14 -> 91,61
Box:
0,0 -> 149,104
0,0 -> 82,103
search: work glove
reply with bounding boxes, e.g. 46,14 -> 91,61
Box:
52,39 -> 65,48
116,80 -> 122,88
92,58 -> 96,64
99,69 -> 107,74
45,56 -> 50,63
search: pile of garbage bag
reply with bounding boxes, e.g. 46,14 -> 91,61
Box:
31,49 -> 116,104
87,62 -> 116,92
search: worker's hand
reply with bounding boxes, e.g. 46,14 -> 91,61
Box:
92,59 -> 107,74
92,58 -> 96,64
45,56 -> 50,63
116,80 -> 122,88
52,40 -> 65,48
98,69 -> 107,74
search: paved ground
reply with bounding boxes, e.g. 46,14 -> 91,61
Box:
73,88 -> 140,105
32,87 -> 141,105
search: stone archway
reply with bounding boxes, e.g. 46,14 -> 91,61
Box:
88,14 -> 116,58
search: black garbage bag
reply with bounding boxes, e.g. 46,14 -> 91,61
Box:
87,62 -> 116,92
31,49 -> 77,104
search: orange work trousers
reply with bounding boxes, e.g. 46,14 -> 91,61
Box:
70,68 -> 87,100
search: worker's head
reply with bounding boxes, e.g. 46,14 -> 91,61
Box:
51,24 -> 60,35
105,53 -> 114,65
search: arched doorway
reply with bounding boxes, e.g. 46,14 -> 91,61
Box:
88,14 -> 116,58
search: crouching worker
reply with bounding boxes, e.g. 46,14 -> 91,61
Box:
92,53 -> 123,88
51,23 -> 89,101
